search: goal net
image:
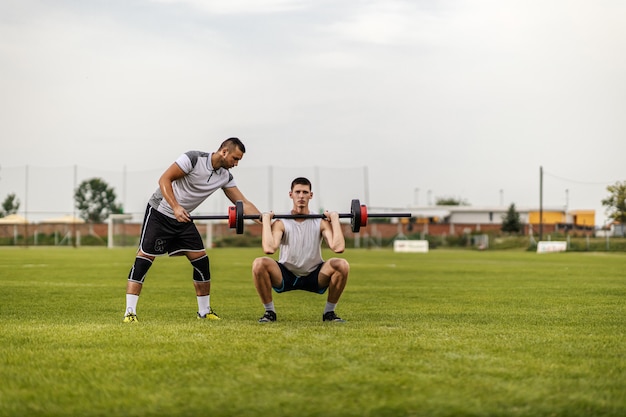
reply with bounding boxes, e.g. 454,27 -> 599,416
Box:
107,214 -> 135,248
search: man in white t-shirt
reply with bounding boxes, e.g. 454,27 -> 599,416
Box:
123,137 -> 261,323
252,177 -> 350,323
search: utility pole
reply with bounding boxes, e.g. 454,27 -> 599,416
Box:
539,166 -> 543,241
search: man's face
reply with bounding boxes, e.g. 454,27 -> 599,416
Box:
221,147 -> 243,169
289,184 -> 312,208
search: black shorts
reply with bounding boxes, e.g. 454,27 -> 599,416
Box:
138,205 -> 205,256
273,262 -> 327,294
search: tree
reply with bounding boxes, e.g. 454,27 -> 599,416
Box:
74,178 -> 123,223
435,196 -> 469,206
501,203 -> 522,234
1,193 -> 20,217
601,181 -> 626,224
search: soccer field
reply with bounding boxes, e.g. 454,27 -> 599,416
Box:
0,247 -> 624,417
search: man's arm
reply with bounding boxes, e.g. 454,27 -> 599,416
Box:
223,186 -> 262,217
158,163 -> 189,222
260,214 -> 284,254
321,211 -> 345,253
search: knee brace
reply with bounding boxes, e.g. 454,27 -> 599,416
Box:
191,255 -> 211,282
128,256 -> 153,284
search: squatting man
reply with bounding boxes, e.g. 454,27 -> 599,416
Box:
252,177 -> 350,323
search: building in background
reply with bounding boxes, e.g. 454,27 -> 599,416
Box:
398,206 -> 596,236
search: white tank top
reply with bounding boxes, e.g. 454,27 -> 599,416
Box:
278,218 -> 323,276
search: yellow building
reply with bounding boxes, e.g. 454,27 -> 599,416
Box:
569,210 -> 595,227
526,209 -> 595,228
528,211 -> 566,225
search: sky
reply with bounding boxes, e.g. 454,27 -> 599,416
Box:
1,0 -> 625,225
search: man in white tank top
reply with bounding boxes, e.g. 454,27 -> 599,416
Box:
252,177 -> 350,322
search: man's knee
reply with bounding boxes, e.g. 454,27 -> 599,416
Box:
339,259 -> 350,275
128,256 -> 153,283
190,255 -> 210,282
331,258 -> 350,278
252,257 -> 271,277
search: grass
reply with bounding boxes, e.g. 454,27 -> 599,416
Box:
0,247 -> 624,417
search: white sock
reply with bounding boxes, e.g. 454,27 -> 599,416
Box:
263,301 -> 275,312
197,295 -> 210,315
324,302 -> 337,314
126,294 -> 139,315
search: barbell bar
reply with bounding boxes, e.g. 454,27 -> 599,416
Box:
191,199 -> 412,234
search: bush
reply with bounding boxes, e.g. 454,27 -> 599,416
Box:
213,233 -> 261,248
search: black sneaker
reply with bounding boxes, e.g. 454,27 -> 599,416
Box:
259,310 -> 277,323
322,311 -> 346,322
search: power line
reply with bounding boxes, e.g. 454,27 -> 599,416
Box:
543,170 -> 615,186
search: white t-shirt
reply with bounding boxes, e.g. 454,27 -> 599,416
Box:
278,218 -> 323,276
149,151 -> 236,218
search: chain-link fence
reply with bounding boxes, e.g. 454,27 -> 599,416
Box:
0,164 -> 370,223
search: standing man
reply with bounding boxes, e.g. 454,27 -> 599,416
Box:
123,137 -> 261,322
252,177 -> 350,323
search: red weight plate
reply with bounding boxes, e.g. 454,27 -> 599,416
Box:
360,204 -> 368,227
228,206 -> 237,229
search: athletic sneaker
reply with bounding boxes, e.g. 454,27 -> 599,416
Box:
258,310 -> 277,323
197,308 -> 221,320
123,313 -> 138,323
323,311 -> 346,322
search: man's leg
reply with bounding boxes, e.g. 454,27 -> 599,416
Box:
187,251 -> 219,320
252,257 -> 282,322
124,251 -> 155,321
319,258 -> 350,321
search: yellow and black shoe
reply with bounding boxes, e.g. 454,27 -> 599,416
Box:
123,313 -> 138,323
197,308 -> 221,320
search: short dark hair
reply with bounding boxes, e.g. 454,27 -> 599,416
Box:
219,137 -> 246,153
291,177 -> 312,191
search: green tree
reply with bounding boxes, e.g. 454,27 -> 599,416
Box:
1,193 -> 20,217
501,203 -> 522,234
74,178 -> 123,223
601,181 -> 626,224
435,196 -> 469,206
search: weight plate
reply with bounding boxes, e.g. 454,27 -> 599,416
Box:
360,204 -> 368,227
235,200 -> 244,234
351,199 -> 361,233
228,206 -> 237,229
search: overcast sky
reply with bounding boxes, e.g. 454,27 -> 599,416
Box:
1,0 -> 625,225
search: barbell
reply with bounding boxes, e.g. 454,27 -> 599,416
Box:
190,199 -> 412,234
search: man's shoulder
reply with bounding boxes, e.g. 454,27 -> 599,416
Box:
272,219 -> 286,231
183,151 -> 211,168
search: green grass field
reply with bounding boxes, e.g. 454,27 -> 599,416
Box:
0,247 -> 624,417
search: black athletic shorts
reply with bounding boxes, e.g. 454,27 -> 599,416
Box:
138,205 -> 204,256
273,262 -> 327,294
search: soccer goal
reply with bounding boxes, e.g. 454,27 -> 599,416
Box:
107,214 -> 135,248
